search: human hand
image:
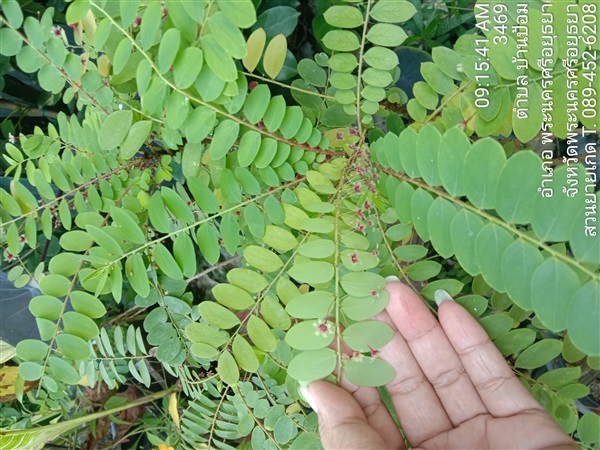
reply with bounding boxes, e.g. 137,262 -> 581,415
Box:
300,281 -> 579,450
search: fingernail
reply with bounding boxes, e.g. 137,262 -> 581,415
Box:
299,386 -> 318,413
385,275 -> 400,282
435,289 -> 454,307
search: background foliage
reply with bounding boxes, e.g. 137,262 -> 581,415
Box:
0,0 -> 599,448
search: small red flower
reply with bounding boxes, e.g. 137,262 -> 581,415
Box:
249,81 -> 259,91
313,320 -> 334,337
350,252 -> 359,264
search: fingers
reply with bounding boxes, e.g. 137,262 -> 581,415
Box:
383,283 -> 487,428
303,381 -> 390,450
338,378 -> 406,450
329,325 -> 405,448
438,299 -> 544,417
374,308 -> 454,445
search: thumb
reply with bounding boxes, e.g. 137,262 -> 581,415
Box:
301,381 -> 388,450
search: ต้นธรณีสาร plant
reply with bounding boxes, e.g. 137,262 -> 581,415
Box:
0,0 -> 599,448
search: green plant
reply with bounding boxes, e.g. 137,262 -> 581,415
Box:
0,0 -> 598,448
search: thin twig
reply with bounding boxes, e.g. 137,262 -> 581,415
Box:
186,255 -> 242,283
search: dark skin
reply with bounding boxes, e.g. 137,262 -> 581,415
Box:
304,282 -> 579,450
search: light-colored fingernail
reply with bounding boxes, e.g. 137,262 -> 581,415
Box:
385,275 -> 400,282
299,386 -> 318,413
435,289 -> 454,307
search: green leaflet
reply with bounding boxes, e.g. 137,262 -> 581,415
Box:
232,335 -> 259,372
216,0 -> 256,29
184,106 -> 216,144
344,357 -> 395,387
322,30 -> 360,51
263,225 -> 297,252
287,348 -> 336,382
567,281 -> 600,357
342,291 -> 390,321
237,131 -> 262,167
126,253 -> 149,298
212,283 -> 255,310
173,233 -> 197,278
220,169 -> 242,204
501,240 -> 543,310
110,206 -> 145,244
342,321 -> 394,352
370,0 -> 417,23
16,340 -> 48,362
187,177 -> 220,214
112,38 -> 132,75
139,2 -> 162,50
285,320 -> 335,350
495,150 -> 542,224
210,120 -> 240,160
30,295 -> 63,321
474,223 -> 513,292
148,192 -> 171,234
515,339 -> 563,369
406,261 -> 441,282
161,187 -> 195,225
63,311 -> 99,340
207,12 -> 247,59
220,214 -> 240,254
297,239 -> 335,258
363,47 -> 399,71
153,243 -> 184,280
341,272 -> 386,297
297,59 -> 327,87
199,302 -> 240,329
247,316 -> 277,352
120,121 -> 152,159
323,6 -> 363,28
56,333 -> 91,360
463,138 -> 506,210
186,323 -> 229,347
227,268 -> 268,294
478,314 -> 512,340
70,291 -> 106,319
243,84 -> 271,124
98,110 -> 132,151
427,198 -> 457,259
218,351 -> 240,386
174,47 -> 204,89
263,34 -> 287,79
260,295 -> 291,330
288,262 -> 334,286
531,258 -> 580,333
450,209 -> 483,276
285,291 -> 334,319
243,245 -> 283,272
39,274 -> 71,297
191,342 -> 219,359
366,24 -> 407,47
196,223 -> 220,265
493,329 -> 536,357
411,188 -> 433,242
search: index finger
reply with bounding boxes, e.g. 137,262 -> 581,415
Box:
438,298 -> 544,417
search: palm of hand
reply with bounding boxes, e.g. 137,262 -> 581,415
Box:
306,283 -> 578,450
